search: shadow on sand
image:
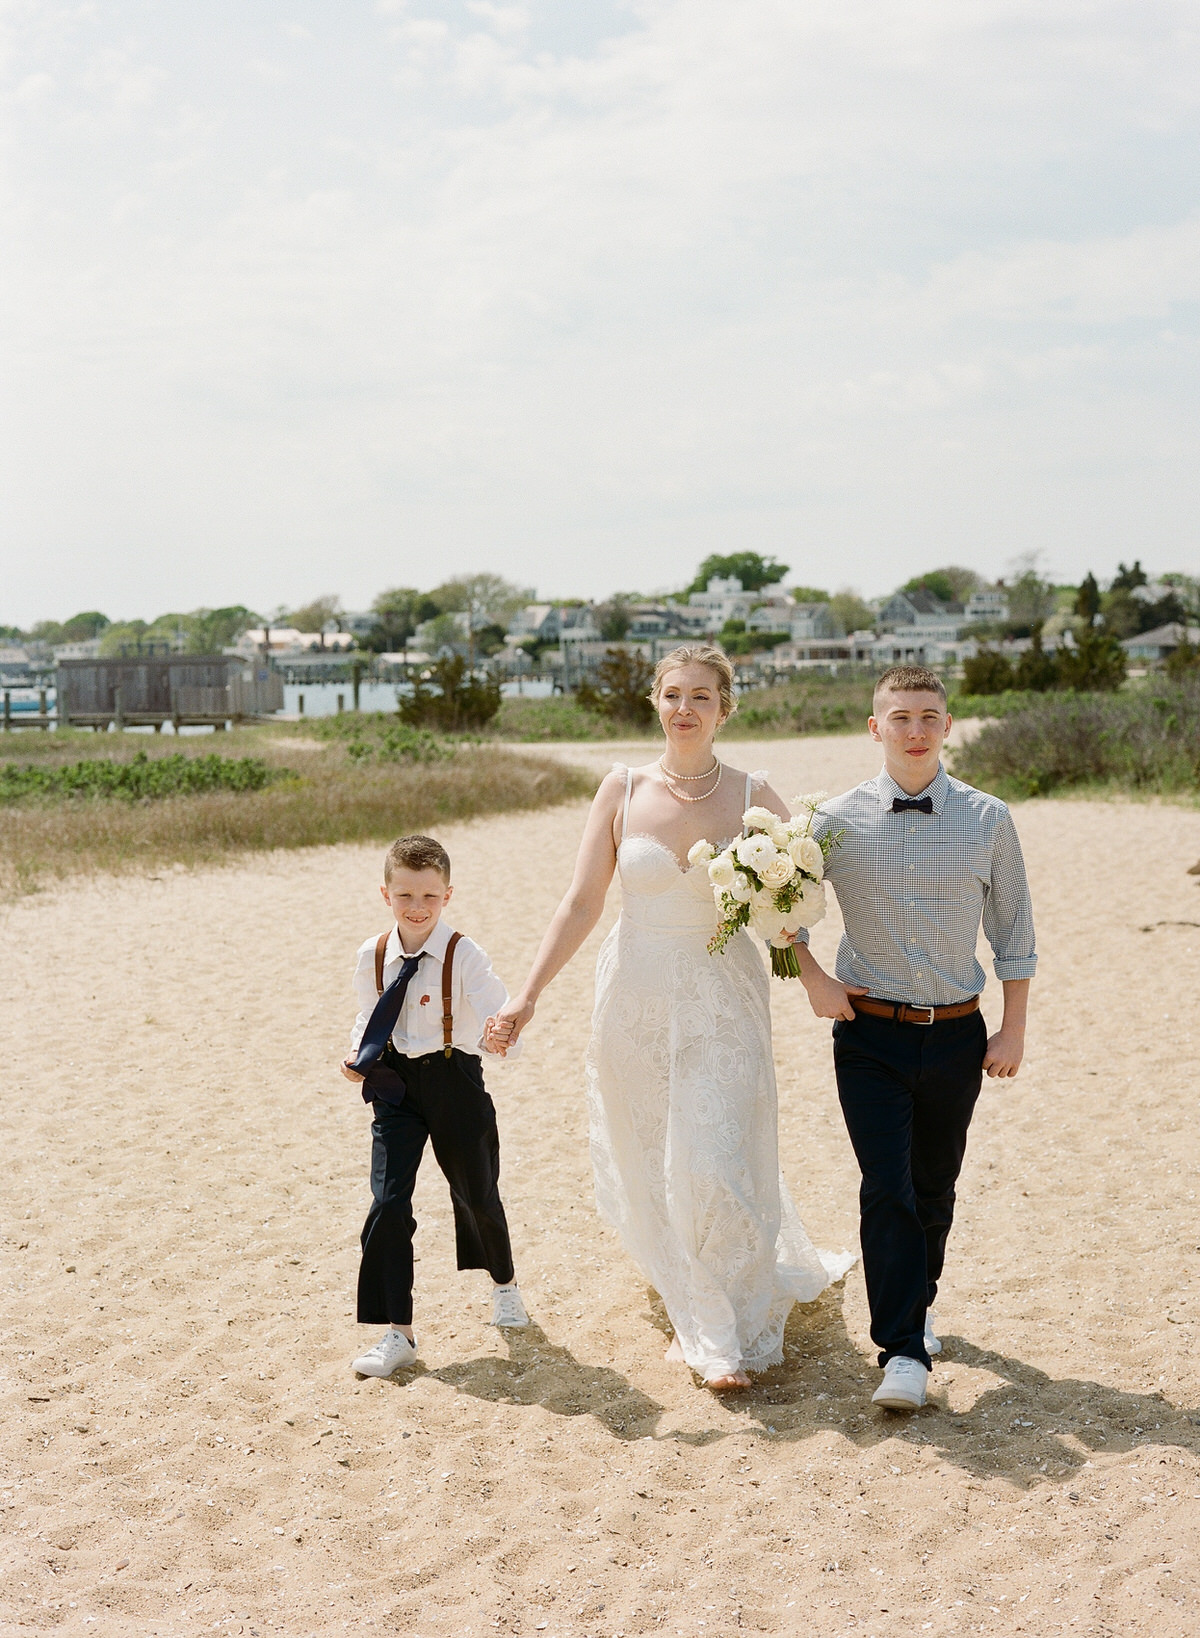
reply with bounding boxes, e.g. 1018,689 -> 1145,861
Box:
386,1287 -> 1200,1487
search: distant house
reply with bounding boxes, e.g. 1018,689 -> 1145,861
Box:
508,603 -> 600,645
788,603 -> 836,641
964,588 -> 1009,625
744,596 -> 794,636
1121,622 -> 1200,664
233,627 -> 355,656
687,576 -> 757,630
52,638 -> 103,661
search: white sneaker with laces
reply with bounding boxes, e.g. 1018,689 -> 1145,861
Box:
871,1355 -> 928,1411
491,1283 -> 529,1327
924,1310 -> 942,1356
352,1329 -> 417,1378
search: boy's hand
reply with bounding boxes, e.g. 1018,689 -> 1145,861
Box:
482,1017 -> 509,1057
491,997 -> 535,1048
340,1058 -> 365,1083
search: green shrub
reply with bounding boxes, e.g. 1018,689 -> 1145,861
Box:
400,656 -> 501,732
952,680 -> 1200,797
0,750 -> 283,803
576,648 -> 657,725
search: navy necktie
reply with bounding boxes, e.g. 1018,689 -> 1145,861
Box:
353,954 -> 423,1077
892,795 -> 934,814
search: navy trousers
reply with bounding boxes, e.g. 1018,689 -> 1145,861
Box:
357,1048 -> 515,1326
833,1009 -> 986,1369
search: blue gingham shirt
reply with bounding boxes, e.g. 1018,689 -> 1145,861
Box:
797,763 -> 1037,1006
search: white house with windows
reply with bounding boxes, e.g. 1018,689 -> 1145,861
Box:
964,588 -> 1009,625
686,576 -> 757,630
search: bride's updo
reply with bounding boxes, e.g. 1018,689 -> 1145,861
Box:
649,645 -> 738,723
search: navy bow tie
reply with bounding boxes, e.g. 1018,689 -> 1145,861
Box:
352,953 -> 423,1094
892,795 -> 934,814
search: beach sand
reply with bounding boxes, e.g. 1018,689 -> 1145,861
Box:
2,732 -> 1199,1637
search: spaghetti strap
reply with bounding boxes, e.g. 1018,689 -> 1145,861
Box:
620,764 -> 634,842
744,770 -> 753,810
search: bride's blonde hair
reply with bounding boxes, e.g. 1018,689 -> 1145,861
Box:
650,645 -> 738,722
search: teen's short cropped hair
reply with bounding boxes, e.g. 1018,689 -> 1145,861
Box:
384,834 -> 452,884
873,666 -> 947,708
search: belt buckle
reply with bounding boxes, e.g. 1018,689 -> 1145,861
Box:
909,1004 -> 935,1026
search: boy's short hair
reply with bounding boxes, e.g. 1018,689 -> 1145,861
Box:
384,834 -> 451,885
873,665 -> 948,710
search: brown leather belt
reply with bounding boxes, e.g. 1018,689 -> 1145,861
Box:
852,995 -> 980,1026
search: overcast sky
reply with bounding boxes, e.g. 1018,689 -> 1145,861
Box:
3,0 -> 1198,625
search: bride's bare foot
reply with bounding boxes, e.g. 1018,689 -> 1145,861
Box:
706,1370 -> 751,1392
664,1335 -> 685,1362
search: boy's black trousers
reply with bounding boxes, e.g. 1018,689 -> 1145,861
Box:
357,1048 -> 515,1327
833,1008 -> 987,1370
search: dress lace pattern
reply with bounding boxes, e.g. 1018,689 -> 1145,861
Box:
584,766 -> 853,1382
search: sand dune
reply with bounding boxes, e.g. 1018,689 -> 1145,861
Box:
3,732 -> 1199,1637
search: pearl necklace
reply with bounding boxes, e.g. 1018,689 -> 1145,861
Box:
659,758 -> 723,802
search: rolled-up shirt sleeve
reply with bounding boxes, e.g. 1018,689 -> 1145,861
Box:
983,809 -> 1038,981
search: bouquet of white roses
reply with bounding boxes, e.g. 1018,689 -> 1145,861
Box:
688,793 -> 840,978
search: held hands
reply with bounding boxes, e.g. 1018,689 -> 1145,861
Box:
484,997 -> 536,1057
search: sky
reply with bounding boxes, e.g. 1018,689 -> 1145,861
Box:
2,0 -> 1199,626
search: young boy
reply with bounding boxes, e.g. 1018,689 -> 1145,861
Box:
792,666 -> 1036,1411
341,833 -> 528,1378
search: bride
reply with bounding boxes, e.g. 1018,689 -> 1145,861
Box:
490,645 -> 851,1390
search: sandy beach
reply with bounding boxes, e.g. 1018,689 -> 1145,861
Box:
3,730 -> 1200,1638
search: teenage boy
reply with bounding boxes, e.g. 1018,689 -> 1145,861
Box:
793,666 -> 1036,1411
341,834 -> 528,1379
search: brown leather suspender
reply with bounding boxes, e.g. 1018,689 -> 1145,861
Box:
375,929 -> 463,1058
441,931 -> 462,1057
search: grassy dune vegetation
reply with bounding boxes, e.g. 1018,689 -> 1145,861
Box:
491,673 -> 880,741
952,680 -> 1200,799
0,725 -> 593,894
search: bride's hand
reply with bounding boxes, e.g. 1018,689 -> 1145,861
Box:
491,996 -> 536,1047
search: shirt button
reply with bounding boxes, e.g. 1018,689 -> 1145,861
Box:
908,863 -> 915,870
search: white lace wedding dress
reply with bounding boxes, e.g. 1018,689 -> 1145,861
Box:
584,766 -> 854,1383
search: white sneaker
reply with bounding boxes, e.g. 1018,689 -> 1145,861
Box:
491,1283 -> 529,1327
352,1329 -> 417,1378
872,1355 -> 928,1411
924,1310 -> 942,1357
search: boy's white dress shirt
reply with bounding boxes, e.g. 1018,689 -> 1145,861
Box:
349,921 -> 520,1060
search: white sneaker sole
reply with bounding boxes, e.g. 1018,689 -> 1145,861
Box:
871,1386 -> 925,1411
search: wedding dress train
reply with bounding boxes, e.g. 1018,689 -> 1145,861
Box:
584,767 -> 853,1383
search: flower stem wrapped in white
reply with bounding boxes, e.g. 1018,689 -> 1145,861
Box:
699,796 -> 842,977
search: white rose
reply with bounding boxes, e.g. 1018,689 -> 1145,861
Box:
688,839 -> 716,868
734,833 -> 777,873
742,805 -> 779,833
708,852 -> 736,889
788,835 -> 824,878
728,872 -> 753,902
793,879 -> 827,927
758,852 -> 796,889
750,905 -> 787,941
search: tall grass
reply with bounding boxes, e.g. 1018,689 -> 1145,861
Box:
951,681 -> 1200,799
0,737 -> 593,895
